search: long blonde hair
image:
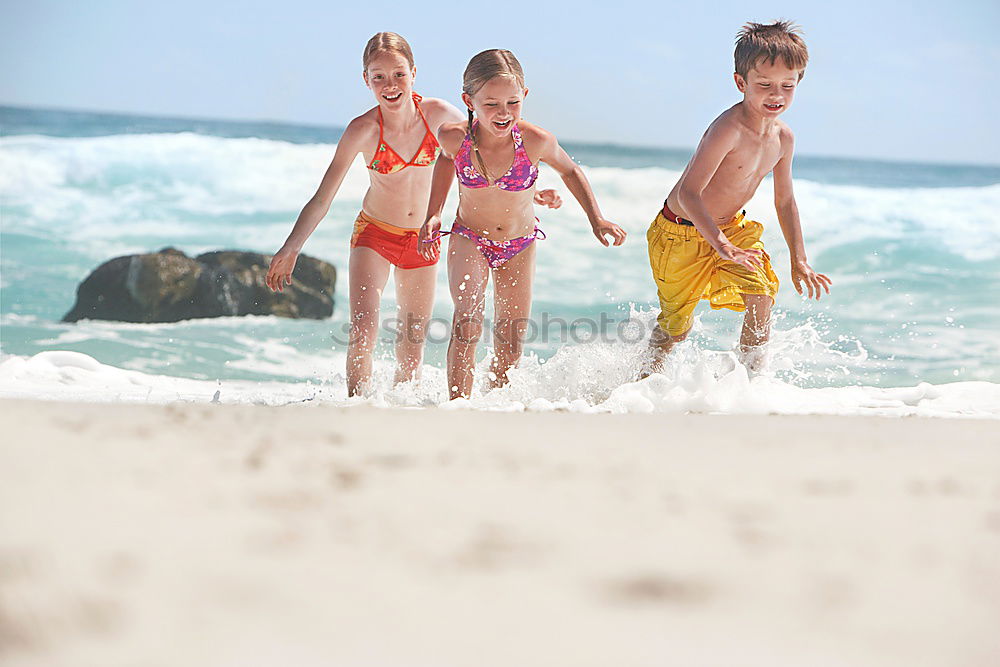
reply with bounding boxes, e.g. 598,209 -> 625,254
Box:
462,49 -> 525,182
362,32 -> 415,71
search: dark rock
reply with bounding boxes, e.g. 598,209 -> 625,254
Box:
63,248 -> 336,323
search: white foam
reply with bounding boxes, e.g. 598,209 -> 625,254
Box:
2,349 -> 996,419
0,350 -> 322,404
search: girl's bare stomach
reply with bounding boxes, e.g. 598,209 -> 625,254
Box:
456,189 -> 536,241
362,174 -> 434,229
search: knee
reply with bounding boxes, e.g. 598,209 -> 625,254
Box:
451,312 -> 483,346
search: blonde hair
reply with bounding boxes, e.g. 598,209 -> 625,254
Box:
362,32 -> 414,71
734,20 -> 808,81
461,49 -> 526,182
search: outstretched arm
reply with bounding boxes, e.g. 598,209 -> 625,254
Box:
266,119 -> 369,291
676,122 -> 763,271
773,135 -> 831,299
537,131 -> 625,246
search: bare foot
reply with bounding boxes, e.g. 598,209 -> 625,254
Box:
638,346 -> 667,380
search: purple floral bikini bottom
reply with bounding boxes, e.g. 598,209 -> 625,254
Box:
428,222 -> 546,268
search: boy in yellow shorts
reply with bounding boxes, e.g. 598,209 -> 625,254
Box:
645,20 -> 832,374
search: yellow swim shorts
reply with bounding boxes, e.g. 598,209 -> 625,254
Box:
646,210 -> 779,337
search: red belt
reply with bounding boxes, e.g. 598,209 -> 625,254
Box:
661,201 -> 695,226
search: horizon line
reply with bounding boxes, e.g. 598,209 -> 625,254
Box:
3,102 -> 999,171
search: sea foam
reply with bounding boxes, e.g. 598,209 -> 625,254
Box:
2,349 -> 996,419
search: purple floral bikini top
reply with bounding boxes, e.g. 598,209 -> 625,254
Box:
454,121 -> 539,191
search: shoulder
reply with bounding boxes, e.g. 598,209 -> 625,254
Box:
437,120 -> 467,140
702,106 -> 743,145
341,109 -> 379,145
331,111 -> 377,157
771,120 -> 795,162
515,120 -> 557,151
418,97 -> 465,123
777,121 -> 795,147
436,121 -> 468,154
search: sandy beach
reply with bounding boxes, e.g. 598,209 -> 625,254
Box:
1,399 -> 998,666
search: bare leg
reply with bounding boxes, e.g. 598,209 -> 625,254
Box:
640,323 -> 690,379
391,263 -> 437,385
489,242 -> 535,390
445,234 -> 490,400
738,293 -> 773,372
346,247 -> 391,397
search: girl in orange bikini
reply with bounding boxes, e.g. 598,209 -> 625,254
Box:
265,32 -> 465,396
418,50 -> 627,400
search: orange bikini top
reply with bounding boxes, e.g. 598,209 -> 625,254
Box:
367,93 -> 441,175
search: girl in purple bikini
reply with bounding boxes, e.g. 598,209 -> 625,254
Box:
418,49 -> 627,400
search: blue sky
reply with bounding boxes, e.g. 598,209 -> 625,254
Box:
2,0 -> 998,164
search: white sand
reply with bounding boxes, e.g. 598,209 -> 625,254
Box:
2,400 -> 999,666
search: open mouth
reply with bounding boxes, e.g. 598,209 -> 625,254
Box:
764,103 -> 784,111
492,119 -> 512,129
383,92 -> 403,102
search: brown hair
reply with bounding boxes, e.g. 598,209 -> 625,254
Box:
461,49 -> 526,182
362,32 -> 414,71
734,20 -> 808,81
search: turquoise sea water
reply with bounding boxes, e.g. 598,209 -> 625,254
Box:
2,105 -> 999,398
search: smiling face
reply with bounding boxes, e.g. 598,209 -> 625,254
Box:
364,52 -> 416,109
464,77 -> 527,138
735,59 -> 801,118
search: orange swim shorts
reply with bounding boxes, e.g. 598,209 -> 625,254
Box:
350,210 -> 437,269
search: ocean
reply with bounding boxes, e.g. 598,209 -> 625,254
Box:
2,105 -> 999,416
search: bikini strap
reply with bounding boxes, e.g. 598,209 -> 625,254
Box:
457,121 -> 476,167
422,229 -> 451,244
511,123 -> 524,149
371,107 -> 387,164
412,93 -> 434,136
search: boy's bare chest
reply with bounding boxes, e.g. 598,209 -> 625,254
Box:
720,135 -> 782,183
